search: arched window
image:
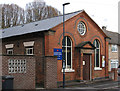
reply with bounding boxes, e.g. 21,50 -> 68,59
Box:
62,36 -> 72,69
93,39 -> 100,68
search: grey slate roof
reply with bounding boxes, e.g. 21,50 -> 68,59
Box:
103,29 -> 120,45
1,10 -> 83,39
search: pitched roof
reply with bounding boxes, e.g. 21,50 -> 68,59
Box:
103,29 -> 120,45
1,10 -> 83,39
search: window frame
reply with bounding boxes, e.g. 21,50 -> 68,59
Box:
93,39 -> 102,70
111,45 -> 117,52
25,47 -> 34,55
111,59 -> 119,69
77,21 -> 86,36
7,49 -> 13,55
62,36 -> 73,70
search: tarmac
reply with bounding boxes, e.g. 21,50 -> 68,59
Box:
36,78 -> 120,90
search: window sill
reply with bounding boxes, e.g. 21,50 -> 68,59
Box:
111,51 -> 117,53
26,54 -> 34,55
94,67 -> 102,70
62,69 -> 75,73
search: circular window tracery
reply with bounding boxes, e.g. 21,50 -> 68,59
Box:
77,21 -> 86,36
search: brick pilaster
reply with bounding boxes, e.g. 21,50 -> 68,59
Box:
44,56 -> 57,88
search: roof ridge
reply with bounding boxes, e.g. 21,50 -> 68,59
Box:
104,29 -> 119,34
34,10 -> 82,23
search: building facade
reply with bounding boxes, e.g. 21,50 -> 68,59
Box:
1,10 -> 109,89
103,28 -> 120,71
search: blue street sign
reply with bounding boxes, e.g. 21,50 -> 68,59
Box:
54,48 -> 62,60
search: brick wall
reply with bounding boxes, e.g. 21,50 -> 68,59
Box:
0,39 -> 2,90
44,56 -> 57,88
109,44 -> 118,60
108,44 -> 119,72
2,33 -> 45,87
2,55 -> 35,89
1,10 -> 110,88
109,68 -> 118,81
44,11 -> 108,81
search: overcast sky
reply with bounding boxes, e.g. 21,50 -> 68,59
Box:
0,0 -> 119,33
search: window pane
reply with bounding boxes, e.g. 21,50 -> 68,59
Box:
7,49 -> 13,55
94,39 -> 100,67
30,49 -> 33,54
26,48 -> 33,55
112,45 -> 117,52
111,60 -> 119,69
62,36 -> 72,69
62,47 -> 66,67
62,37 -> 66,46
96,40 -> 99,48
77,22 -> 86,35
96,50 -> 99,67
67,47 -> 71,68
67,37 -> 71,46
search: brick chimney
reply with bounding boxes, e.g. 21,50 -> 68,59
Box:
102,26 -> 107,30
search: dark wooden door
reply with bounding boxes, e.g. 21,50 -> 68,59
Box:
83,54 -> 90,80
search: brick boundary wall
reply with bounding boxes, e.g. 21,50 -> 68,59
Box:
111,68 -> 118,81
2,55 -> 36,89
44,56 -> 57,88
109,68 -> 118,81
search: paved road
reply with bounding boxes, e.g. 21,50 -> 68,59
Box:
66,80 -> 120,90
36,77 -> 120,91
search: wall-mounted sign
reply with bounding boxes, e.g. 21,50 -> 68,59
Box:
54,48 -> 62,60
102,56 -> 105,67
83,61 -> 85,65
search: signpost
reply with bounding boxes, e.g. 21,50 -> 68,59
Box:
54,48 -> 62,60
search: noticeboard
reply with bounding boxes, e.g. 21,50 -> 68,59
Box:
54,48 -> 62,60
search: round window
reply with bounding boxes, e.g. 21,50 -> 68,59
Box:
77,21 -> 86,36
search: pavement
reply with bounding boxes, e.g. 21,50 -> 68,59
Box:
36,78 -> 120,90
57,78 -> 120,90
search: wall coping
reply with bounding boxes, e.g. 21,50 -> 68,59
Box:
0,54 -> 35,57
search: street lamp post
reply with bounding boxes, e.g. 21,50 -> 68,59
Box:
62,2 -> 70,88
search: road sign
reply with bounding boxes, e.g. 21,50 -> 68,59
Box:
54,48 -> 62,60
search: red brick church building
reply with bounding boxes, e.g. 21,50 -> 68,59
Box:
1,10 -> 109,89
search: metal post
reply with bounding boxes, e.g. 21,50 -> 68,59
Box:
62,2 -> 70,88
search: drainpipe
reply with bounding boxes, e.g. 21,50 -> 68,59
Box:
105,37 -> 107,77
79,49 -> 81,80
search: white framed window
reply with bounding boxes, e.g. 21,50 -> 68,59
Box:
77,21 -> 86,36
7,49 -> 13,55
111,45 -> 117,52
62,36 -> 73,69
8,59 -> 26,73
93,39 -> 101,70
25,47 -> 33,55
111,59 -> 119,69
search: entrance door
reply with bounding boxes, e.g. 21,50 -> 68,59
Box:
83,54 -> 91,80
